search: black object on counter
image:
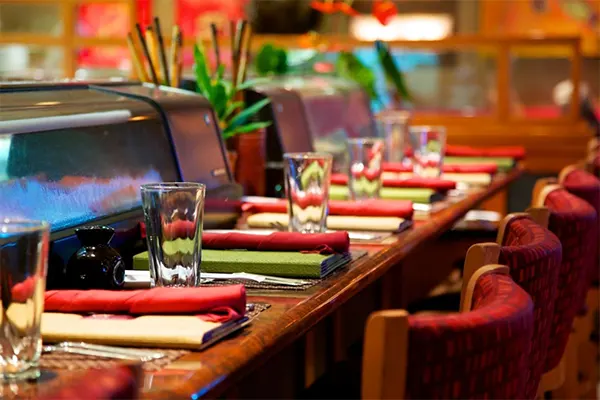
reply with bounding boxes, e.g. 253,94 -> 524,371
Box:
66,226 -> 125,290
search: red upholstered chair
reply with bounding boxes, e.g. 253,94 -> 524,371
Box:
362,265 -> 534,399
559,167 -> 600,398
494,211 -> 563,399
532,184 -> 599,397
587,138 -> 599,176
560,166 -> 600,285
410,208 -> 561,399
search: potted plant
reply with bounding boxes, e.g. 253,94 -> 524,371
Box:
192,22 -> 272,195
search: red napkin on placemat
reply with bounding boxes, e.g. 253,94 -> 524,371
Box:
203,231 -> 349,253
242,198 -> 413,219
382,162 -> 498,174
35,365 -> 140,400
330,173 -> 456,192
44,285 -> 246,322
445,144 -> 526,159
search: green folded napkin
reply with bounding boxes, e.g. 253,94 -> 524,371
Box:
330,185 -> 438,203
444,156 -> 514,172
134,250 -> 351,279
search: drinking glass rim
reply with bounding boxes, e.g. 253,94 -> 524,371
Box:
283,152 -> 332,160
0,218 -> 49,233
408,125 -> 447,133
347,137 -> 384,145
141,182 -> 206,191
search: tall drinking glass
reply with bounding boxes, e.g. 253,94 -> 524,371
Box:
408,126 -> 446,177
283,153 -> 333,233
348,138 -> 385,200
375,110 -> 411,164
141,183 -> 205,287
1,219 -> 49,381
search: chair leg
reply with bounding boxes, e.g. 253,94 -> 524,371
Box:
552,333 -> 581,399
578,288 -> 599,398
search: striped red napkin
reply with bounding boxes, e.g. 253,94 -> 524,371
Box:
203,231 -> 350,254
382,162 -> 498,174
330,173 -> 456,192
445,144 -> 526,159
35,365 -> 140,400
242,198 -> 413,219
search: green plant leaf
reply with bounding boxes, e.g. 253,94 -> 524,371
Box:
211,82 -> 228,119
336,51 -> 378,101
222,121 -> 272,140
276,48 -> 289,75
226,97 -> 271,130
236,78 -> 270,92
254,43 -> 289,77
193,43 -> 213,100
375,40 -> 411,102
222,101 -> 244,122
255,44 -> 276,76
215,64 -> 225,81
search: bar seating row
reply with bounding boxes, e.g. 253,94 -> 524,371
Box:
548,162 -> 600,399
308,165 -> 599,399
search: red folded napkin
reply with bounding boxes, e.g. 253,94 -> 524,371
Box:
330,173 -> 456,192
243,198 -> 413,219
445,144 -> 526,159
382,162 -> 498,174
203,231 -> 349,254
44,285 -> 246,322
35,365 -> 140,400
11,277 -> 37,303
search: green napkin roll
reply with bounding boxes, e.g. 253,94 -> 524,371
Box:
444,156 -> 515,172
330,185 -> 441,203
134,250 -> 352,279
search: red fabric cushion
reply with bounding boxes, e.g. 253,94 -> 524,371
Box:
543,188 -> 598,370
44,285 -> 246,322
382,162 -> 498,174
242,198 -> 414,219
35,365 -> 139,400
445,144 -> 526,159
499,215 -> 562,398
592,153 -> 600,177
202,231 -> 350,254
406,271 -> 534,399
562,168 -> 600,283
330,173 -> 456,192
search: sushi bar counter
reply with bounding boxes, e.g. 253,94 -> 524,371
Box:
0,81 -> 524,399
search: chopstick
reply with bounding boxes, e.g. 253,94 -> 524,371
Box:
171,27 -> 183,88
126,32 -> 149,82
145,26 -> 161,83
210,23 -> 221,74
230,21 -> 239,94
237,23 -> 252,86
153,17 -> 170,86
134,23 -> 159,85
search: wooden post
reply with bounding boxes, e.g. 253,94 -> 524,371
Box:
61,0 -> 75,78
496,42 -> 511,123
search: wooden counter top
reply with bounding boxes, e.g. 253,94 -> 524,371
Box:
2,169 -> 521,399
142,168 -> 522,399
